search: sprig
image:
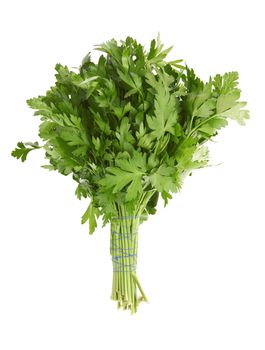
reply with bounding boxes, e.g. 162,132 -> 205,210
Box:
11,142 -> 41,162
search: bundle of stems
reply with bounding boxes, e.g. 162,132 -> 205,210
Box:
110,191 -> 154,312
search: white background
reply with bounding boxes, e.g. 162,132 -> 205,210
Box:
0,0 -> 264,349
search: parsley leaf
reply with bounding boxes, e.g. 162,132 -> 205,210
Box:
81,200 -> 100,234
11,142 -> 40,162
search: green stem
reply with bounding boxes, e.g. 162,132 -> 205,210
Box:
186,114 -> 227,138
131,272 -> 148,302
110,202 -> 148,313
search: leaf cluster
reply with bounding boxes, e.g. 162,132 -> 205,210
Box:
12,35 -> 249,232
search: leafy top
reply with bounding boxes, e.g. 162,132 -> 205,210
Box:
12,35 -> 249,232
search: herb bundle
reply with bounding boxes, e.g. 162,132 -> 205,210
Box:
12,36 -> 249,313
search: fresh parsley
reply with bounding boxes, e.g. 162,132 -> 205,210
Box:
12,35 -> 249,313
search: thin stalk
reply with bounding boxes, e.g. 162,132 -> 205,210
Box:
131,272 -> 148,302
120,209 -> 128,304
118,205 -> 125,303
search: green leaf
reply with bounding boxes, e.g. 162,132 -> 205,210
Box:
190,145 -> 209,169
92,111 -> 111,135
27,97 -> 47,110
146,76 -> 179,139
198,117 -> 228,136
115,116 -> 135,151
193,82 -> 212,110
147,33 -> 173,65
176,138 -> 197,171
193,98 -> 216,118
124,88 -> 138,98
81,200 -> 100,234
117,69 -> 142,91
161,191 -> 172,207
217,102 -> 249,125
126,176 -> 142,202
11,142 -> 40,162
221,71 -> 239,94
216,91 -> 240,113
149,165 -> 177,193
112,102 -> 132,120
99,152 -> 146,201
148,46 -> 173,64
136,123 -> 155,150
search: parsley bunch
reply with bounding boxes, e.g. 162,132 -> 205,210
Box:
12,35 -> 249,313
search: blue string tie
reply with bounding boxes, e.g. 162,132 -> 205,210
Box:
110,230 -> 138,272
